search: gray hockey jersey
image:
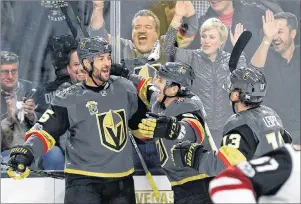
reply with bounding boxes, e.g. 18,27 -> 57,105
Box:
152,97 -> 215,186
129,73 -> 217,186
24,76 -> 138,178
197,105 -> 292,176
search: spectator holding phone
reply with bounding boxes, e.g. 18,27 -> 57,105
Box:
1,51 -> 37,161
0,51 -> 64,170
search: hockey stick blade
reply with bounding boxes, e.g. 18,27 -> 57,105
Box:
229,31 -> 252,73
1,162 -> 65,179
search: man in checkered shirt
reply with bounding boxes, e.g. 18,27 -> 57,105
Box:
192,0 -> 210,18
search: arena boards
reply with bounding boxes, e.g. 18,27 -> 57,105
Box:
1,174 -> 173,203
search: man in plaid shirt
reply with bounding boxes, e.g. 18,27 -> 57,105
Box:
192,0 -> 210,18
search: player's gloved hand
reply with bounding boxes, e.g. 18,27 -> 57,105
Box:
111,62 -> 130,78
171,141 -> 208,170
138,112 -> 181,140
7,145 -> 34,180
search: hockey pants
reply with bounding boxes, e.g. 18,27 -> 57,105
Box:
172,177 -> 213,204
64,174 -> 136,204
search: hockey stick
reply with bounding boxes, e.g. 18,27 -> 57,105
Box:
204,122 -> 218,151
60,1 -> 90,39
128,132 -> 161,199
1,162 -> 65,180
229,31 -> 252,72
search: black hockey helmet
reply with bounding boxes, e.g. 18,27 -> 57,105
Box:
226,67 -> 267,104
158,62 -> 195,90
155,62 -> 195,108
77,37 -> 112,64
48,34 -> 78,75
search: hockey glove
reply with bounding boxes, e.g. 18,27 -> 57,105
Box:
138,112 -> 181,140
7,145 -> 34,180
171,141 -> 208,170
110,63 -> 130,78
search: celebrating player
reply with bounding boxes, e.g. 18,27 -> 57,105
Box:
7,37 -> 140,204
112,62 -> 217,203
172,66 -> 293,178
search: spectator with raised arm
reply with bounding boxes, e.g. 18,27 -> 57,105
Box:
164,17 -> 247,145
89,0 -> 198,63
150,0 -> 210,36
251,11 -> 300,144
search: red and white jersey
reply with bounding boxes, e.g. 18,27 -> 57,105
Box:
209,144 -> 300,203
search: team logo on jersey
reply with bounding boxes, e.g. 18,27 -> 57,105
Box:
178,66 -> 186,74
155,139 -> 168,166
80,41 -> 86,49
243,71 -> 251,80
86,101 -> 99,115
97,109 -> 127,152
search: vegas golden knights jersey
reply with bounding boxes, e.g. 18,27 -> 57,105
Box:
197,105 -> 292,177
24,76 -> 138,178
152,95 -> 212,186
128,73 -> 217,186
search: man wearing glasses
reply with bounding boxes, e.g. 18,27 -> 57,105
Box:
1,51 -> 36,163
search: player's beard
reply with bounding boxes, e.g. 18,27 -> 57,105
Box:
93,68 -> 111,84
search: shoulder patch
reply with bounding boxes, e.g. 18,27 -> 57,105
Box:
56,84 -> 79,99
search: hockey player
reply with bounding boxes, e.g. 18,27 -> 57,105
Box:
7,37 -> 139,203
171,67 -> 292,177
209,144 -> 300,203
112,62 -> 217,204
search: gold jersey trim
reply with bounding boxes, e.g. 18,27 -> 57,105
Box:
65,168 -> 135,178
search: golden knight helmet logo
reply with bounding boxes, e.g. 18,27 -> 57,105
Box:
243,71 -> 251,80
97,109 -> 127,152
86,101 -> 98,115
178,66 -> 186,74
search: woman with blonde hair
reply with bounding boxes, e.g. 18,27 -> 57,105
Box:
164,17 -> 247,145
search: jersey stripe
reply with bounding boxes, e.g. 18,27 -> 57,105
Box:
25,130 -> 56,153
65,167 -> 135,178
218,146 -> 247,166
183,118 -> 205,143
136,77 -> 152,109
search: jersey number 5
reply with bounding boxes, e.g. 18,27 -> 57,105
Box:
39,109 -> 54,123
266,131 -> 284,150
